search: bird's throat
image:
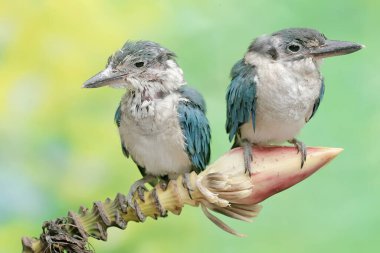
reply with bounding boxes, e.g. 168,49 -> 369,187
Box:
123,84 -> 170,120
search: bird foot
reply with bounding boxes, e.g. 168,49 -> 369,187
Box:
242,140 -> 253,176
126,176 -> 156,210
183,173 -> 193,199
288,138 -> 307,168
151,188 -> 167,217
159,180 -> 168,191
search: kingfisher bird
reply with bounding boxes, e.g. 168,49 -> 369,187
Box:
83,41 -> 211,208
226,28 -> 363,174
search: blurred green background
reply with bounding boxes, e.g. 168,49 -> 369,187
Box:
1,0 -> 379,252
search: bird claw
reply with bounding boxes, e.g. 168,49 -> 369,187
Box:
133,199 -> 146,222
242,140 -> 253,176
159,180 -> 168,191
183,173 -> 193,199
126,177 -> 152,209
137,185 -> 148,202
152,188 -> 167,217
289,138 -> 307,168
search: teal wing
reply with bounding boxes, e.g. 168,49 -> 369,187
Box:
177,86 -> 211,173
307,79 -> 325,122
225,59 -> 257,142
114,104 -> 129,157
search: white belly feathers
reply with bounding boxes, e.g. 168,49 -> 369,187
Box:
241,55 -> 322,144
118,92 -> 191,178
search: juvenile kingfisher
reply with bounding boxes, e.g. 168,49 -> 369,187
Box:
226,28 -> 363,173
83,41 -> 211,208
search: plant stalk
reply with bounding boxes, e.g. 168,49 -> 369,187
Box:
21,146 -> 342,253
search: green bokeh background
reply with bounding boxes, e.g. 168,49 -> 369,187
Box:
1,0 -> 379,252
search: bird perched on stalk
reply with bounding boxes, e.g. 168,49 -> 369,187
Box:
83,41 -> 211,208
226,28 -> 363,174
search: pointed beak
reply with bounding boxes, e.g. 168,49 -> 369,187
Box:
82,67 -> 126,88
310,40 -> 364,58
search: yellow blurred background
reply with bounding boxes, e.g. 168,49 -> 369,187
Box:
1,0 -> 379,252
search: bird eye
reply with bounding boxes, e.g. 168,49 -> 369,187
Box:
288,43 -> 301,52
135,62 -> 145,68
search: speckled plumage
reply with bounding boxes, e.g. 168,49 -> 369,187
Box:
98,41 -> 211,179
118,91 -> 191,178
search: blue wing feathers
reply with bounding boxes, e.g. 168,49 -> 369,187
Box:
114,104 -> 122,127
177,87 -> 211,173
308,79 -> 325,122
178,85 -> 207,112
114,104 -> 129,158
226,59 -> 257,141
121,144 -> 129,157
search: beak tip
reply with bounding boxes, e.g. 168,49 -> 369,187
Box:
81,82 -> 92,89
82,77 -> 103,89
81,68 -> 119,89
353,43 -> 365,51
351,42 -> 365,52
82,82 -> 94,88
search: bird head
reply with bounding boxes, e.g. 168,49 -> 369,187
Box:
247,28 -> 363,62
83,41 -> 184,92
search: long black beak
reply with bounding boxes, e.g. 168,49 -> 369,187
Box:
310,40 -> 364,58
82,68 -> 126,88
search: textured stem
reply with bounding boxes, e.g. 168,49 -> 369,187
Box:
21,146 -> 342,253
21,173 -> 199,253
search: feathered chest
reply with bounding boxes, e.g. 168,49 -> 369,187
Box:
118,90 -> 190,176
120,90 -> 180,134
255,59 -> 322,121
